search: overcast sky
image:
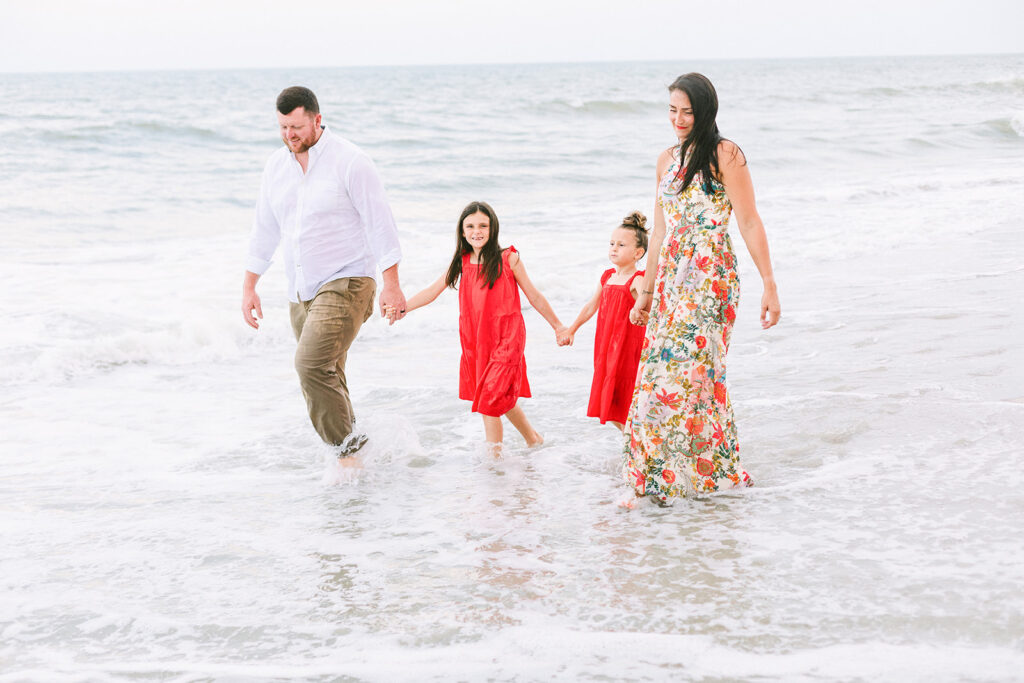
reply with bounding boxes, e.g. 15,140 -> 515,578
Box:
1,0 -> 1021,73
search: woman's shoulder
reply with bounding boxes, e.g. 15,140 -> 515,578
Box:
717,139 -> 746,166
657,146 -> 677,174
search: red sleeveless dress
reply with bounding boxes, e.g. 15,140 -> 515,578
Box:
458,246 -> 531,417
587,268 -> 645,425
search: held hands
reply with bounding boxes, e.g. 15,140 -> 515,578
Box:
629,291 -> 652,327
556,326 -> 573,347
382,304 -> 401,325
379,282 -> 407,326
628,306 -> 650,326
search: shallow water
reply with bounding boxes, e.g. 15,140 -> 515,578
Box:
1,55 -> 1023,681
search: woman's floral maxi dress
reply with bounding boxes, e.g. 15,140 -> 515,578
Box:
622,147 -> 753,501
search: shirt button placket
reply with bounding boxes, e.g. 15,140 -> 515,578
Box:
295,173 -> 305,300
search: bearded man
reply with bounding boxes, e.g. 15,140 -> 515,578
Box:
242,86 -> 406,460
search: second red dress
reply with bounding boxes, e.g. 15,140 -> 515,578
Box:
458,246 -> 531,417
587,268 -> 645,425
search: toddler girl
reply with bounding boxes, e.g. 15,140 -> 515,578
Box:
558,211 -> 648,431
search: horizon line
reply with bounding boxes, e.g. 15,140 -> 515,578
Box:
2,51 -> 1021,77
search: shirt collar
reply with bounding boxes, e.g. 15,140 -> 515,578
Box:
308,124 -> 329,160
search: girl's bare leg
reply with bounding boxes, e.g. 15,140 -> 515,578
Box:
610,421 -> 624,432
482,415 -> 504,456
504,404 -> 543,446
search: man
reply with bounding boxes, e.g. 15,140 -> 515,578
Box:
242,86 -> 406,461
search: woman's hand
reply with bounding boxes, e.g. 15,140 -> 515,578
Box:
760,281 -> 780,329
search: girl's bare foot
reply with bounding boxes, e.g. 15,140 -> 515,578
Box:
526,432 -> 544,448
485,442 -> 503,459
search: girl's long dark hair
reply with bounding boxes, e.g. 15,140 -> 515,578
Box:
444,201 -> 504,289
670,72 -> 741,195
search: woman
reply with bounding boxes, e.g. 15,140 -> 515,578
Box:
622,72 -> 780,506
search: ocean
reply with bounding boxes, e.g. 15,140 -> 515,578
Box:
1,54 -> 1023,681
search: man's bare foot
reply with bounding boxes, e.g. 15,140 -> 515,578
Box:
333,432 -> 368,480
324,451 -> 363,486
337,455 -> 363,469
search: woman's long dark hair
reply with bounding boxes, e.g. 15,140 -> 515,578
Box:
669,72 -> 741,195
444,201 -> 504,289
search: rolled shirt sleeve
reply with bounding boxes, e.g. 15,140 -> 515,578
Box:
346,152 -> 402,273
246,166 -> 280,275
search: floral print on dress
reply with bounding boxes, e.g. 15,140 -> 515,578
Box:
622,146 -> 753,502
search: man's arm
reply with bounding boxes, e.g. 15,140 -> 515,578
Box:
345,153 -> 406,320
242,165 -> 280,330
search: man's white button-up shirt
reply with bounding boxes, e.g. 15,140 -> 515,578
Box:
246,126 -> 402,303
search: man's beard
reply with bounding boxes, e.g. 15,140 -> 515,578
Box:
283,135 -> 313,153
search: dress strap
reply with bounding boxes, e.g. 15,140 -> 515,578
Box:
600,268 -> 615,286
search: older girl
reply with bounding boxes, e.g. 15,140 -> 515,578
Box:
394,201 -> 567,453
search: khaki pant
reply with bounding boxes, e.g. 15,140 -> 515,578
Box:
289,277 -> 376,446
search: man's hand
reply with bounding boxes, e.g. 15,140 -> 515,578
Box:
379,281 -> 407,323
242,287 -> 263,329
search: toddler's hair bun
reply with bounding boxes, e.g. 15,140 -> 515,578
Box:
622,211 -> 647,231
